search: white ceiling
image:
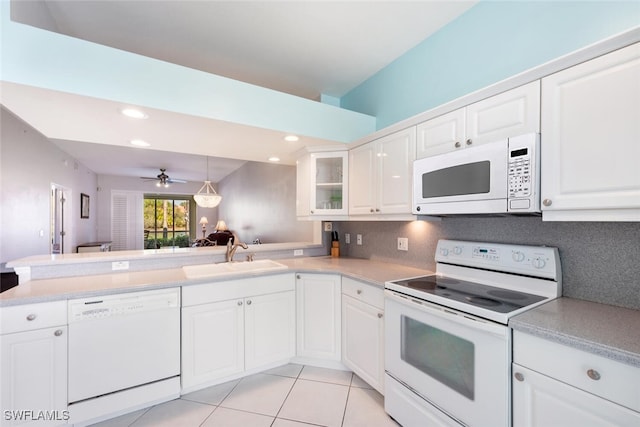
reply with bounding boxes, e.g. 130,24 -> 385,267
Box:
6,0 -> 476,182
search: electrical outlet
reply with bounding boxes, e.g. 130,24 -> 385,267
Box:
397,237 -> 409,251
345,233 -> 351,244
294,249 -> 304,256
112,261 -> 129,271
356,234 -> 363,245
324,222 -> 333,232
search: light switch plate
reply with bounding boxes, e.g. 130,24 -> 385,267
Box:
397,237 -> 409,251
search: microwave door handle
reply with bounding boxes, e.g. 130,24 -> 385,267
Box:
385,290 -> 507,337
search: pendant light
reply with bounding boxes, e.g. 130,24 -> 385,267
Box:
194,157 -> 222,208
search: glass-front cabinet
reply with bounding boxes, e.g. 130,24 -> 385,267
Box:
297,150 -> 348,217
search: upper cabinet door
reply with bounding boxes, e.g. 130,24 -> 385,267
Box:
349,143 -> 377,215
378,127 -> 416,214
466,80 -> 540,147
541,42 -> 640,221
416,108 -> 465,159
306,151 -> 349,216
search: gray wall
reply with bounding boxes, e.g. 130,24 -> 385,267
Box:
334,217 -> 640,310
217,161 -> 314,244
0,107 -> 98,267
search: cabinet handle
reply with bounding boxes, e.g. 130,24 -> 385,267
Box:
466,139 -> 472,146
357,289 -> 362,295
310,210 -> 314,214
237,301 -> 243,306
375,208 -> 380,212
296,274 -> 301,280
377,313 -> 383,319
54,329 -> 63,337
514,372 -> 525,382
370,208 -> 375,213
26,314 -> 37,321
543,199 -> 552,207
246,300 -> 252,305
587,369 -> 601,381
454,141 -> 461,148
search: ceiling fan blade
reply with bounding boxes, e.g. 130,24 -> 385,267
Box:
167,178 -> 188,184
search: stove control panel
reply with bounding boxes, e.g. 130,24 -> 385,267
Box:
435,239 -> 560,280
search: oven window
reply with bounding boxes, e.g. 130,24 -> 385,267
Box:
421,161 -> 490,198
401,315 -> 475,400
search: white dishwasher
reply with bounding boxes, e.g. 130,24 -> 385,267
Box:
68,288 -> 180,407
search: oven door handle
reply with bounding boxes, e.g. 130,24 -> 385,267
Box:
385,290 -> 508,337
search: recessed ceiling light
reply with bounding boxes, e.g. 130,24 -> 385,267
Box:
268,156 -> 281,162
121,108 -> 148,119
284,135 -> 299,142
130,139 -> 150,147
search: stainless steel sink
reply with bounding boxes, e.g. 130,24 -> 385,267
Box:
182,259 -> 288,279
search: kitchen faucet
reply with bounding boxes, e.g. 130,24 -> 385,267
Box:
226,234 -> 248,262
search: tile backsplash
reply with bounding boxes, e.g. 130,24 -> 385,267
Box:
334,217 -> 640,310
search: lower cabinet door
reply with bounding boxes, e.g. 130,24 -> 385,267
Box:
1,326 -> 68,427
512,364 -> 640,427
245,291 -> 296,370
341,295 -> 384,394
182,300 -> 244,389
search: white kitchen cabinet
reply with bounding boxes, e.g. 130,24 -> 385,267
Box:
417,81 -> 540,158
181,274 -> 296,391
349,127 -> 416,217
1,302 -> 68,427
341,278 -> 385,394
296,150 -> 349,217
512,331 -> 640,426
541,42 -> 640,221
295,273 -> 341,362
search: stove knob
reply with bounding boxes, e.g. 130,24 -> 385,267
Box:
512,251 -> 525,262
440,248 -> 449,256
532,257 -> 546,269
453,246 -> 462,255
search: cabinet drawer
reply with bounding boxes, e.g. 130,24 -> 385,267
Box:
513,331 -> 640,412
182,273 -> 295,307
0,300 -> 67,334
342,277 -> 384,310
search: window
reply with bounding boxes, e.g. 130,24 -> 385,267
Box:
144,195 -> 196,248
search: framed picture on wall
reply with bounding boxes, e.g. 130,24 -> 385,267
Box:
81,193 -> 90,219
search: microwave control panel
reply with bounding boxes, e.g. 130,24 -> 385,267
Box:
507,133 -> 540,211
508,148 -> 532,197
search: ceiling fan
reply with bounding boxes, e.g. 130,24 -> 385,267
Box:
141,168 -> 187,188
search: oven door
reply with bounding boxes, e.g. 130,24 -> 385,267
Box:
384,290 -> 510,427
413,139 -> 508,214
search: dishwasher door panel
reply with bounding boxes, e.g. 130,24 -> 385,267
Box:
68,307 -> 180,403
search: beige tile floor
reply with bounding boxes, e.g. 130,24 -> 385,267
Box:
91,364 -> 399,427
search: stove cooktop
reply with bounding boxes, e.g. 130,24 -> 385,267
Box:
388,274 -> 546,315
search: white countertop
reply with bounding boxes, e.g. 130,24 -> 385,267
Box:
0,256 -> 432,307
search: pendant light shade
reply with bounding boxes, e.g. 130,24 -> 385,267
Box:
194,157 -> 222,208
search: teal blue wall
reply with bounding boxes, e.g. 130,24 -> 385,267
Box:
341,1 -> 640,130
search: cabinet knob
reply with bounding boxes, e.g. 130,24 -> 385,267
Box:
514,372 -> 525,382
296,274 -> 301,280
310,210 -> 314,214
370,208 -> 375,213
357,289 -> 362,295
543,199 -> 552,206
377,313 -> 383,319
237,301 -> 243,306
466,139 -> 472,146
247,300 -> 252,305
375,208 -> 380,212
587,369 -> 601,381
454,141 -> 461,148
54,329 -> 63,337
26,314 -> 36,321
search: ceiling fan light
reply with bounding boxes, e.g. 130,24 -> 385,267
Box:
194,180 -> 222,208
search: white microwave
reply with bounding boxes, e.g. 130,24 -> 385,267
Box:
413,133 -> 540,215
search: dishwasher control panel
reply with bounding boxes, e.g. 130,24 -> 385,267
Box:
68,288 -> 180,322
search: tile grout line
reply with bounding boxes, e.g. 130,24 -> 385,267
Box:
270,365 -> 305,426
